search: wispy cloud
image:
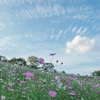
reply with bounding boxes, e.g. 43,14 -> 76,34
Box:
15,2 -> 65,19
0,23 -> 5,30
76,27 -> 83,34
80,28 -> 88,35
25,33 -> 35,38
25,33 -> 29,38
56,30 -> 63,40
64,29 -> 67,35
72,26 -> 77,33
65,5 -> 93,21
25,33 -> 41,41
72,15 -> 88,20
0,0 -> 99,23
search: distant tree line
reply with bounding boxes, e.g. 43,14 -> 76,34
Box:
1,55 -> 99,76
0,55 -> 55,71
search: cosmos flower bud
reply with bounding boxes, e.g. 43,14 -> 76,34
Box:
61,62 -> 63,64
56,60 -> 59,63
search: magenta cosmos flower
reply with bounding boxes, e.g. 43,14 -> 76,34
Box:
38,58 -> 45,64
48,90 -> 57,97
24,72 -> 35,77
56,60 -> 59,63
65,80 -> 69,85
49,53 -> 56,56
67,86 -> 72,90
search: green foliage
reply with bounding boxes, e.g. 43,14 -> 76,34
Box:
0,55 -> 7,62
0,55 -> 2,60
27,56 -> 39,65
8,57 -> 26,66
29,65 -> 38,69
92,70 -> 100,76
42,63 -> 54,71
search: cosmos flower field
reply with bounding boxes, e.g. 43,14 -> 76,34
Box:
0,62 -> 100,100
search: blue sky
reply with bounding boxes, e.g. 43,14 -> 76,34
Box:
0,0 -> 100,75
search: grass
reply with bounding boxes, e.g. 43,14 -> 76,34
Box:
0,61 -> 100,100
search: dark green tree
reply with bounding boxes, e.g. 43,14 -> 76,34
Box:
27,56 -> 39,69
92,70 -> 100,76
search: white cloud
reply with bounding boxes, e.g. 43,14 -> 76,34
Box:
66,35 -> 99,55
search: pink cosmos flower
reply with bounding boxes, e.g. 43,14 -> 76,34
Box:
69,77 -> 76,81
24,87 -> 29,89
8,83 -> 15,87
56,80 -> 61,84
51,83 -> 54,85
26,77 -> 31,80
55,76 -> 60,80
69,92 -> 75,95
98,91 -> 100,93
4,82 -> 7,84
28,97 -> 30,100
48,90 -> 56,97
22,91 -> 25,93
65,80 -> 69,85
10,70 -> 14,72
24,72 -> 35,77
8,88 -> 14,91
67,86 -> 72,90
39,58 -> 45,64
11,74 -> 15,76
20,80 -> 26,84
1,95 -> 6,100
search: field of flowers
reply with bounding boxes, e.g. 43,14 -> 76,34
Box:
0,61 -> 100,100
